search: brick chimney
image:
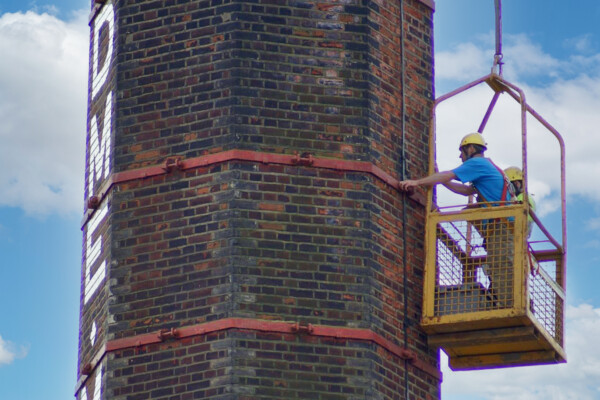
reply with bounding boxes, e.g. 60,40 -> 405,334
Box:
76,1 -> 439,399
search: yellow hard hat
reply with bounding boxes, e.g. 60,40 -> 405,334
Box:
504,166 -> 523,182
459,132 -> 487,150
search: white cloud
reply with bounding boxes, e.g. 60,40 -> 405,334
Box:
503,34 -> 562,80
563,34 -> 595,55
441,303 -> 600,400
435,33 -> 565,85
436,41 -> 491,82
0,335 -> 27,366
0,10 -> 88,216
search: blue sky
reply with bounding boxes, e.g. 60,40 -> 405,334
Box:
0,1 -> 599,400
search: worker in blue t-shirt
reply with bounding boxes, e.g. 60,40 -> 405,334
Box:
398,132 -> 512,204
399,132 -> 514,308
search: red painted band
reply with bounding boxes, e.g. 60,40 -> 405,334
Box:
76,318 -> 441,394
82,150 -> 426,227
103,318 -> 441,380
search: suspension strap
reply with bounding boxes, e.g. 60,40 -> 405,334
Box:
472,158 -> 515,205
488,158 -> 516,202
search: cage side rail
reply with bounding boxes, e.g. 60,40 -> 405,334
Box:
529,209 -> 564,255
435,200 -> 519,214
435,74 -> 494,105
496,81 -> 567,254
431,73 -> 566,256
530,248 -> 562,262
531,261 -> 566,302
429,203 -> 523,222
426,73 -> 497,213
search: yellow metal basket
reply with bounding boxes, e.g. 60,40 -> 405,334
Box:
422,202 -> 566,370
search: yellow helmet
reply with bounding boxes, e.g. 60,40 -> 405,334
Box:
459,132 -> 487,150
504,166 -> 523,182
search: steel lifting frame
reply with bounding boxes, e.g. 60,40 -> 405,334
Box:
429,72 -> 567,283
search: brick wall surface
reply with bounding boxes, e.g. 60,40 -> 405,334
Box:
77,0 -> 439,399
107,330 -> 438,400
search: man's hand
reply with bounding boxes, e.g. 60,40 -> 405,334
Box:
398,171 -> 456,193
398,179 -> 420,192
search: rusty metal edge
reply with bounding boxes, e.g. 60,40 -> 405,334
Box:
417,0 -> 435,10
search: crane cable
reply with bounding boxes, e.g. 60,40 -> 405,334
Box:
493,0 -> 504,75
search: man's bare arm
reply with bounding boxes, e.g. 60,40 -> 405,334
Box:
442,180 -> 476,196
398,171 -> 456,191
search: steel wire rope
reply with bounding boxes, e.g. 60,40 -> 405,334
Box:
493,0 -> 504,75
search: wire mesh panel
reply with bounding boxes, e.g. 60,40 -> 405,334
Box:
528,257 -> 564,346
434,216 -> 515,316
